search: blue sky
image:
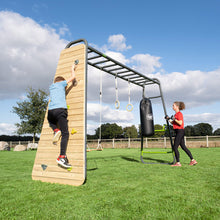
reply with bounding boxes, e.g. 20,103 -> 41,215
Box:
0,0 -> 220,135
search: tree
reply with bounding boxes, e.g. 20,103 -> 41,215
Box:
213,128 -> 220,135
123,125 -> 138,138
153,124 -> 165,137
184,125 -> 195,136
193,123 -> 213,136
12,87 -> 48,142
95,123 -> 123,139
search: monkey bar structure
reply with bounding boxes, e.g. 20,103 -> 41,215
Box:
32,39 -> 175,186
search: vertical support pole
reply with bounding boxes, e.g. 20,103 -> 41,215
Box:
142,86 -> 145,98
155,79 -> 174,148
145,137 -> 148,148
206,135 -> 209,148
152,78 -> 175,164
141,135 -> 144,151
184,136 -> 187,146
113,138 -> 115,149
98,71 -> 102,150
128,137 -> 130,149
99,73 -> 102,140
164,136 -> 166,149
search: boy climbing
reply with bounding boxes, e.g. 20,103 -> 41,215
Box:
47,61 -> 78,168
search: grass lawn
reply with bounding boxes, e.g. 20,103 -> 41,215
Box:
0,148 -> 219,219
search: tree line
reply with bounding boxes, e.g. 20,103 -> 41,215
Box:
10,88 -> 220,141
0,135 -> 39,142
87,122 -> 220,139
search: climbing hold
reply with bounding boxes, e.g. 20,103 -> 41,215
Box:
67,167 -> 72,172
41,164 -> 47,171
71,128 -> 77,135
67,105 -> 70,109
75,59 -> 79,65
73,79 -> 78,86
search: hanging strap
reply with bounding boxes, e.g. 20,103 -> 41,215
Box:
99,72 -> 102,143
115,74 -> 120,109
126,79 -> 133,112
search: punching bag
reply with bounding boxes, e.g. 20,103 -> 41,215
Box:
140,98 -> 154,137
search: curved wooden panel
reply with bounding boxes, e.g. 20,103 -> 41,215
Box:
32,43 -> 86,186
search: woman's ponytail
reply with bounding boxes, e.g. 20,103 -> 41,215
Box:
174,101 -> 185,110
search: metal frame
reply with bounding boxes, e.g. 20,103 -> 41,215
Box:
65,39 -> 175,167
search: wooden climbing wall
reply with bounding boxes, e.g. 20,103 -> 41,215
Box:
32,43 -> 87,186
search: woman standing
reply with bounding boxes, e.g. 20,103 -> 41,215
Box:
166,102 -> 197,167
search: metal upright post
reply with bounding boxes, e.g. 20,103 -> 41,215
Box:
154,79 -> 175,164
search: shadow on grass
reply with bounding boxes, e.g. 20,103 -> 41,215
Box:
141,156 -> 173,164
87,155 -> 141,171
120,156 -> 140,163
87,168 -> 98,171
87,155 -> 121,161
87,154 -> 174,168
87,160 -> 98,172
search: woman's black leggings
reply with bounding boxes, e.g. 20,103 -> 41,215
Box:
173,129 -> 193,162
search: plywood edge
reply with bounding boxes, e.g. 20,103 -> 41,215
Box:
32,175 -> 85,186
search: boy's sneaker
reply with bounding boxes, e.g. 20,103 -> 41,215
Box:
56,155 -> 72,168
189,159 -> 198,166
171,162 -> 182,167
53,129 -> 61,143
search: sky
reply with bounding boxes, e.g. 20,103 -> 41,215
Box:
0,0 -> 220,135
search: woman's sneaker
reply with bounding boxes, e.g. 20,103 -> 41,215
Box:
171,162 -> 182,167
189,159 -> 198,166
56,155 -> 72,168
53,129 -> 61,144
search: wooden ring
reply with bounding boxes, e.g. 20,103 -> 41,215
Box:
115,100 -> 120,109
126,103 -> 133,112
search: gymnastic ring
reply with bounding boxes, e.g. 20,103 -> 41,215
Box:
126,103 -> 133,112
115,100 -> 120,109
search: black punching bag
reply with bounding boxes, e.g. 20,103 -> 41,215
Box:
140,98 -> 154,137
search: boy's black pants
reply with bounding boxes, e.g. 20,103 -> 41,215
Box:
47,108 -> 69,156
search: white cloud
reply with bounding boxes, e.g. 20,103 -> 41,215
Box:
0,11 -> 68,99
87,103 -> 134,123
58,24 -> 70,36
87,123 -> 98,135
108,34 -> 132,51
0,123 -> 16,135
105,51 -> 129,65
131,54 -> 162,74
154,69 -> 220,107
185,113 -> 220,130
87,103 -> 136,134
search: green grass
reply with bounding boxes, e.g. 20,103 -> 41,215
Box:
0,148 -> 220,219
